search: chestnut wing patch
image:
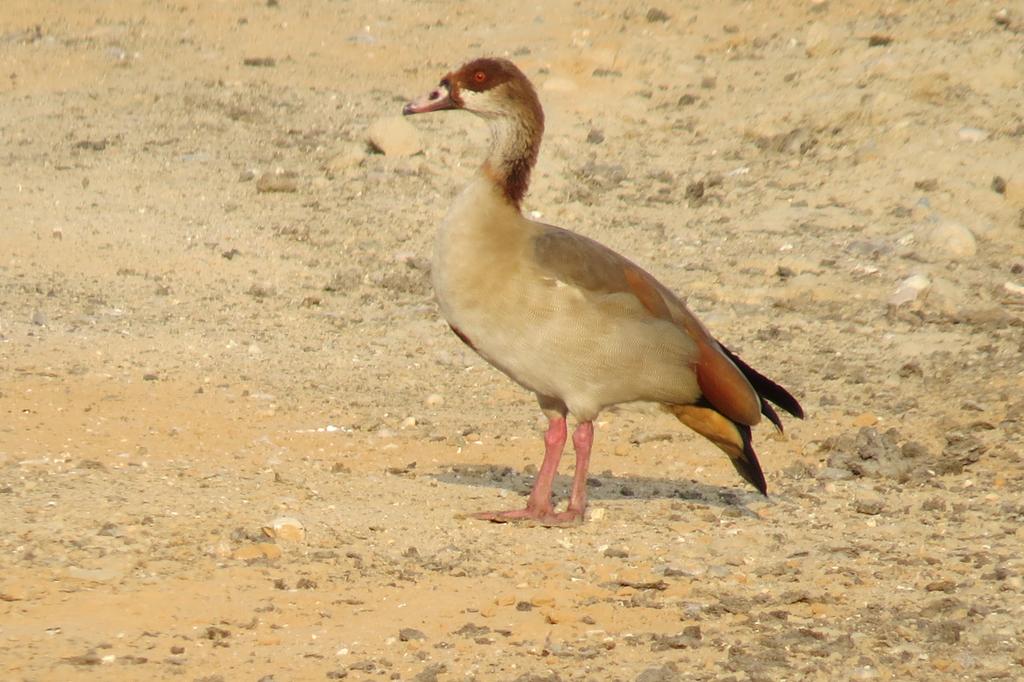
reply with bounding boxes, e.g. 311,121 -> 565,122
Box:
533,225 -> 761,426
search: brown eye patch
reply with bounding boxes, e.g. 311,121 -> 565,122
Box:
457,57 -> 517,92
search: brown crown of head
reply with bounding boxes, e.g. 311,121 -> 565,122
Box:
445,58 -> 526,99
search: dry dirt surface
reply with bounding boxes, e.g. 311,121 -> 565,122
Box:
2,1 -> 1024,680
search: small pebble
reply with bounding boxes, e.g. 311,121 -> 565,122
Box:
646,8 -> 670,23
256,172 -> 298,193
957,126 -> 989,142
925,579 -> 956,592
399,628 -> 426,641
629,430 -> 674,445
63,651 -> 102,666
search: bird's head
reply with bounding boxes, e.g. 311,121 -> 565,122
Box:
403,57 -> 541,123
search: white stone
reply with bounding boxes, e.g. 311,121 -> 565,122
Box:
263,516 -> 305,543
1004,281 -> 1024,297
367,116 -> 422,157
889,274 -> 930,306
922,221 -> 977,260
957,126 -> 989,142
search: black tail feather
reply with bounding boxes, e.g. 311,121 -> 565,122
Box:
719,344 -> 804,422
761,400 -> 783,432
733,422 -> 767,496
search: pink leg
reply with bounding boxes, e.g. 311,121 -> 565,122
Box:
525,416 -> 568,512
472,417 -> 570,524
472,418 -> 595,526
565,421 -> 594,516
538,421 -> 594,525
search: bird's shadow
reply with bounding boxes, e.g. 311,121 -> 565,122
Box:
430,463 -> 765,516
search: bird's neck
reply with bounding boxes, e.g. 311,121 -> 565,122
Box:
480,107 -> 543,209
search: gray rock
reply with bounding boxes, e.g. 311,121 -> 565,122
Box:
256,171 -> 298,193
821,427 -> 933,482
412,664 -> 446,682
636,663 -> 679,682
453,623 -> 490,638
854,493 -> 885,515
650,627 -> 702,651
398,628 -> 426,641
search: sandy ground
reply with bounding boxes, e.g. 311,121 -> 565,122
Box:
2,1 -> 1024,680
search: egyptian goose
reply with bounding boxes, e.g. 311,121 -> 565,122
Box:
404,58 -> 803,525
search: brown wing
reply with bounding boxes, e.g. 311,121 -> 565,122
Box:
532,226 -> 762,426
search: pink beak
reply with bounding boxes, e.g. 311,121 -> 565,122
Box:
403,83 -> 457,115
